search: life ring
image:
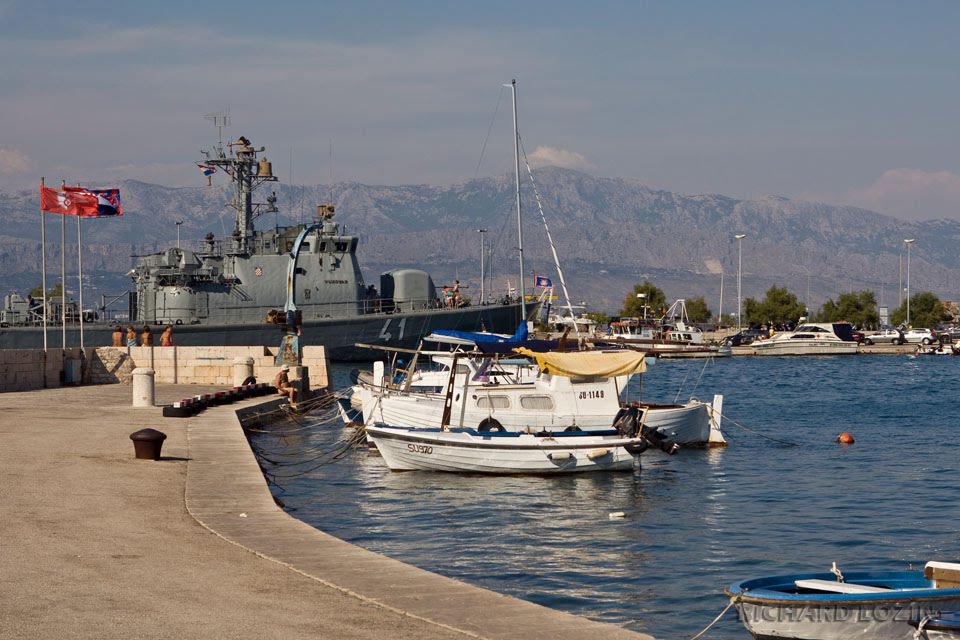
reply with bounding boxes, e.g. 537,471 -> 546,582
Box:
175,319 -> 183,325
478,418 -> 505,433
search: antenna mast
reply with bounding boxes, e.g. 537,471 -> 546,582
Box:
200,111 -> 278,255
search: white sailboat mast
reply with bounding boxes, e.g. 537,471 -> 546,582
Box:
508,79 -> 526,319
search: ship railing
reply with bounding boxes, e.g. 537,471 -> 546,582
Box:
182,298 -> 444,324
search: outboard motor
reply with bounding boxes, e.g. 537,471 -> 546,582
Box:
613,404 -> 680,456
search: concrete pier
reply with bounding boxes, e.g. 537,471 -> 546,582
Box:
0,384 -> 654,640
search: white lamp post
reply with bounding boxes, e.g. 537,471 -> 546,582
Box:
637,293 -> 647,320
176,221 -> 183,249
477,228 -> 487,305
735,234 -> 746,332
905,238 -> 915,326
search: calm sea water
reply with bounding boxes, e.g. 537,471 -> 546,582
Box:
251,355 -> 960,639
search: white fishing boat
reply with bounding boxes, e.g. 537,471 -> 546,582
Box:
366,402 -> 680,474
352,347 -> 725,446
726,561 -> 960,640
752,322 -> 860,356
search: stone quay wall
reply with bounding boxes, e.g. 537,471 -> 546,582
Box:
0,345 -> 329,393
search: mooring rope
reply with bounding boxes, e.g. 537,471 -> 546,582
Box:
714,409 -> 801,446
689,597 -> 737,640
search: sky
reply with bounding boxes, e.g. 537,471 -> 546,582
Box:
2,1 -> 960,221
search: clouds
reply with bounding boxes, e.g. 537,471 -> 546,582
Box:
526,146 -> 594,171
0,148 -> 32,173
842,168 -> 960,221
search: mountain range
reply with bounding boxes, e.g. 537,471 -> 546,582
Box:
1,168 -> 956,315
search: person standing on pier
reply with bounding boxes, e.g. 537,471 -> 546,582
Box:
126,326 -> 138,347
112,326 -> 124,347
160,324 -> 174,347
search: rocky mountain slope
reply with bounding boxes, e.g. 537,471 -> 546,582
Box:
1,168 -> 955,314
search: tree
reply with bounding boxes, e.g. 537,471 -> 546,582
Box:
619,281 -> 666,318
29,283 -> 63,299
816,291 -> 878,328
890,291 -> 949,329
683,296 -> 711,323
744,286 -> 806,327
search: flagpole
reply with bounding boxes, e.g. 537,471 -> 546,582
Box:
60,181 -> 67,350
77,212 -> 84,350
39,178 -> 48,352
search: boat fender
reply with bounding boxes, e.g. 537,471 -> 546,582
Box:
175,319 -> 183,325
478,418 -> 505,433
624,440 -> 649,456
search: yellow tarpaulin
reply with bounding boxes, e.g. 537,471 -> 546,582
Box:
513,348 -> 647,378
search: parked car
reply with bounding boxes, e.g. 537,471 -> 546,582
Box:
723,328 -> 768,346
863,329 -> 905,345
903,328 -> 937,345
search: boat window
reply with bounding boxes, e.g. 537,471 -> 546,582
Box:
520,395 -> 554,410
570,378 -> 608,384
477,395 -> 510,409
319,242 -> 327,252
455,364 -> 470,374
335,241 -> 348,252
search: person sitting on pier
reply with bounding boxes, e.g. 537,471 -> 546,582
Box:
273,364 -> 297,408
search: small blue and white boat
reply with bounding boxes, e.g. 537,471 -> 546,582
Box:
725,561 -> 960,640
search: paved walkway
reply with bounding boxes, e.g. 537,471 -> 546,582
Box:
0,384 -> 653,640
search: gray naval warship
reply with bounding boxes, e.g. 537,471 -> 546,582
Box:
0,134 -> 532,360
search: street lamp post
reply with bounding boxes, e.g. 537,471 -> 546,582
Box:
477,228 -> 487,305
735,234 -> 746,332
637,293 -> 648,320
905,238 -> 915,326
176,221 -> 183,249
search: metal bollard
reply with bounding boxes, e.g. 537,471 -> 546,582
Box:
132,367 -> 156,407
129,428 -> 167,460
233,357 -> 255,387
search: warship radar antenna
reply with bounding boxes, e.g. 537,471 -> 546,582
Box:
204,109 -> 230,157
200,114 -> 278,255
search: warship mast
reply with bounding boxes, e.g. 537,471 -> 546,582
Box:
200,111 -> 278,255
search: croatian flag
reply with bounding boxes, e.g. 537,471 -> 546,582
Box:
534,275 -> 553,288
63,186 -> 123,217
197,163 -> 217,176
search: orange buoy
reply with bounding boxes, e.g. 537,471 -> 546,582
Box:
836,432 -> 855,444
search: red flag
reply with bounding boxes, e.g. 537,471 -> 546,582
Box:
63,186 -> 122,217
39,186 -> 98,216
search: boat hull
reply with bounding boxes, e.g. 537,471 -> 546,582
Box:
0,302 -> 528,362
727,570 -> 960,640
366,426 -> 641,474
751,341 -> 859,356
356,384 -> 717,446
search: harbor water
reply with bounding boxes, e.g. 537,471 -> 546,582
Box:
252,355 -> 960,639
